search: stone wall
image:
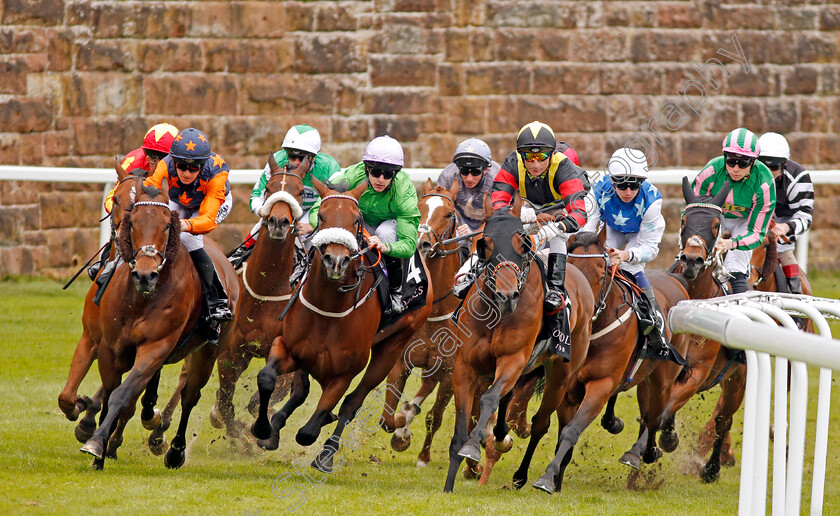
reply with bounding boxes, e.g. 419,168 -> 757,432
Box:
1,0 -> 839,278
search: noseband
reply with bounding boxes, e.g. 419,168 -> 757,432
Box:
259,171 -> 304,224
128,200 -> 171,273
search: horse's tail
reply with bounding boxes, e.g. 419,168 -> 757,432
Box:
675,361 -> 694,385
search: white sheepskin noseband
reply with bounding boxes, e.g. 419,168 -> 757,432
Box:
258,191 -> 303,220
310,227 -> 359,252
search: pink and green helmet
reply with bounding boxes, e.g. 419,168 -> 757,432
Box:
722,127 -> 760,158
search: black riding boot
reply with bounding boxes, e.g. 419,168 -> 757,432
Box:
227,243 -> 253,270
639,285 -> 670,359
383,255 -> 404,317
786,275 -> 807,329
729,272 -> 750,294
88,240 -> 112,280
92,255 -> 122,306
544,253 -> 568,311
190,249 -> 234,322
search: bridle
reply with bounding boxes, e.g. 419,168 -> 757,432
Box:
260,170 -> 305,233
418,192 -> 460,258
127,200 -> 171,273
678,201 -> 726,273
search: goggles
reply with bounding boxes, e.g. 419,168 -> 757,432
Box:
286,150 -> 314,162
724,153 -> 754,169
366,164 -> 399,180
758,156 -> 787,170
174,160 -> 202,173
459,166 -> 484,177
144,149 -> 168,161
519,150 -> 552,162
612,177 -> 643,191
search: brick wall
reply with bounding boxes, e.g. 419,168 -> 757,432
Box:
1,0 -> 839,277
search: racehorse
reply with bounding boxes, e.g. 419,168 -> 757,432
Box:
250,177 -> 432,472
208,153 -> 308,445
443,191 -> 595,493
508,229 -> 691,493
380,179 -> 461,466
78,171 -> 238,470
58,157 -> 146,450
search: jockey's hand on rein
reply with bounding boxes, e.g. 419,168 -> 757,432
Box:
536,220 -> 566,243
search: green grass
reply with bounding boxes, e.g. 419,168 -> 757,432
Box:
1,275 -> 839,515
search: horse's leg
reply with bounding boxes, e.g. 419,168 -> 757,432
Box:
210,336 -> 252,436
58,330 -> 98,421
508,371 -> 538,438
477,390 -> 514,486
74,386 -> 103,443
444,356 -> 476,492
600,393 -> 625,435
660,347 -> 716,453
148,363 -> 188,456
641,365 -> 681,465
245,373 -> 290,418
164,344 -> 217,469
380,360 -> 411,433
618,381 -> 649,469
512,362 -> 570,489
251,335 -> 297,441
702,365 -> 746,482
533,377 -> 617,494
256,370 -> 310,451
139,368 -> 162,430
393,374 -> 438,452
106,397 -> 136,460
417,371 -> 453,467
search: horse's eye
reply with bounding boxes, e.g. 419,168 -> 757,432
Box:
165,223 -> 172,231
445,213 -> 453,219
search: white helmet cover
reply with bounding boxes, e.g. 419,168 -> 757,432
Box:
282,124 -> 321,155
757,132 -> 790,160
607,147 -> 649,179
363,135 -> 404,167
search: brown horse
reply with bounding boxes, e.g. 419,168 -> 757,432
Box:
508,229 -> 691,493
251,177 -> 432,472
78,171 -> 238,470
443,191 -> 594,493
207,153 -> 309,445
58,157 -> 150,449
380,179 -> 462,466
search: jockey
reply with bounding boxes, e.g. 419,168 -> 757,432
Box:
227,124 -> 341,267
757,132 -> 813,296
581,148 -> 670,353
309,135 -> 420,317
89,122 -> 179,281
690,128 -> 776,294
435,138 -> 500,259
145,128 -> 234,323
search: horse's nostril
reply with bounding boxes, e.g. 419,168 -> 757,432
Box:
340,257 -> 351,270
323,255 -> 334,267
148,271 -> 159,283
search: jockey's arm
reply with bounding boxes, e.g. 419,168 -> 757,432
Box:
249,164 -> 271,216
183,174 -> 228,235
387,182 -> 422,259
785,169 -> 814,237
626,199 -> 665,264
554,177 -> 588,233
732,180 -> 776,251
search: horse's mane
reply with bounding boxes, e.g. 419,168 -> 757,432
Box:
568,231 -> 600,253
118,210 -> 182,282
759,234 -> 778,283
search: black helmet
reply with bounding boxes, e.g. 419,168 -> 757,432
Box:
516,121 -> 556,152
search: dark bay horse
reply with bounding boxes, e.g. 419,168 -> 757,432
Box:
78,172 -> 238,470
508,229 -> 691,493
381,179 -> 462,466
251,177 -> 432,472
208,154 -> 309,445
443,191 -> 594,493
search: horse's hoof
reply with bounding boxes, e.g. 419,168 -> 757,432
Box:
659,431 -> 679,453
493,434 -> 513,453
148,434 -> 168,456
512,471 -> 528,490
463,462 -> 482,479
394,412 -> 407,428
643,447 -> 663,464
256,433 -> 279,451
603,416 -> 625,435
391,430 -> 411,452
74,418 -> 96,444
619,451 -> 641,470
91,459 -> 104,471
80,440 -> 103,459
251,418 -> 272,441
141,408 -> 161,430
532,475 -> 555,494
209,405 -> 225,429
106,435 -> 122,459
416,459 -> 428,468
164,443 -> 186,469
722,451 -> 736,468
512,423 -> 531,439
311,452 -> 334,474
295,428 -> 318,447
701,465 -> 720,483
270,412 -> 289,432
457,442 -> 481,462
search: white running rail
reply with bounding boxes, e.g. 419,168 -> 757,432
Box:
669,291 -> 840,516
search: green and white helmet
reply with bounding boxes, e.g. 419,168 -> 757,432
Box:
282,124 -> 321,155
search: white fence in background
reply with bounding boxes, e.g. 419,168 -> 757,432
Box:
3,166 -> 839,270
669,292 -> 840,516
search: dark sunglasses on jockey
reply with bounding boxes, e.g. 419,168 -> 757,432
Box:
758,156 -> 787,170
459,166 -> 485,177
519,150 -> 552,162
366,163 -> 400,180
144,149 -> 168,162
286,150 -> 314,162
611,176 -> 643,191
174,159 -> 202,173
724,154 -> 754,169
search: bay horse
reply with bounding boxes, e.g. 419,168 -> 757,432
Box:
250,177 -> 432,472
507,229 -> 691,493
443,191 -> 595,493
78,171 -> 238,470
207,153 -> 309,445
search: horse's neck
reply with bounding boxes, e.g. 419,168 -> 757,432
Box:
686,266 -> 722,299
248,234 -> 297,294
428,252 -> 461,313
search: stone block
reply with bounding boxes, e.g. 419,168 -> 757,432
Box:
657,3 -> 702,28
702,98 -> 740,133
42,227 -> 98,268
816,135 -> 840,166
820,7 -> 840,31
533,64 -> 599,95
226,40 -> 296,74
560,134 -> 603,170
75,40 -> 135,72
765,100 -> 797,134
92,74 -> 143,116
711,6 -> 774,30
242,74 -> 334,116
134,4 -> 190,38
40,191 -> 101,229
3,0 -> 64,25
0,59 -> 27,94
284,1 -> 316,31
46,28 -> 72,71
465,64 -> 530,95
0,99 -> 52,133
138,40 -> 203,73
776,7 -> 819,31
372,117 -> 419,142
799,99 -> 831,133
316,3 -> 361,31
570,29 -> 628,63
70,118 -> 146,156
145,76 -> 238,116
363,90 -> 430,115
444,30 -> 470,62
727,67 -> 779,97
679,133 -> 721,168
601,65 -> 662,95
229,1 -> 287,38
486,1 -> 575,29
810,197 -> 840,230
441,97 -> 486,135
0,136 -> 21,164
494,30 -> 537,62
331,118 -> 371,144
294,35 -> 365,73
0,247 -> 35,276
437,63 -> 463,96
647,32 -> 705,62
89,3 -> 134,37
370,55 -> 437,87
741,99 -> 766,133
21,133 -> 44,164
605,96 -> 656,133
187,1 -> 234,37
535,30 -> 569,62
0,26 -> 47,53
782,65 -> 818,94
43,131 -> 71,157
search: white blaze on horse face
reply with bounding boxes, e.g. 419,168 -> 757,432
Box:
424,195 -> 444,228
129,186 -> 136,205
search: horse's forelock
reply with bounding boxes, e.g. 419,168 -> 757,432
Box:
141,182 -> 162,199
568,231 -> 600,253
327,179 -> 351,193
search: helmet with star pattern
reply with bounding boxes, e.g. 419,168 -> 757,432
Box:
169,128 -> 211,166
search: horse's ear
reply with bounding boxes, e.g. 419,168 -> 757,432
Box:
597,225 -> 607,248
349,180 -> 368,200
160,177 -> 170,200
448,178 -> 459,198
476,237 -> 489,262
423,178 -> 433,194
115,155 -> 127,182
312,176 -> 330,199
296,155 -> 313,178
713,180 -> 731,207
567,233 -> 577,248
510,190 -> 522,218
268,152 -> 280,174
681,176 -> 695,203
483,192 -> 493,219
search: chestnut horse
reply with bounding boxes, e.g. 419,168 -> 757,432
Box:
443,192 -> 594,493
507,229 -> 691,493
251,177 -> 432,472
78,172 -> 238,470
208,153 -> 309,444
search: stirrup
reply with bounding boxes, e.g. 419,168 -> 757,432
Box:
453,274 -> 475,300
